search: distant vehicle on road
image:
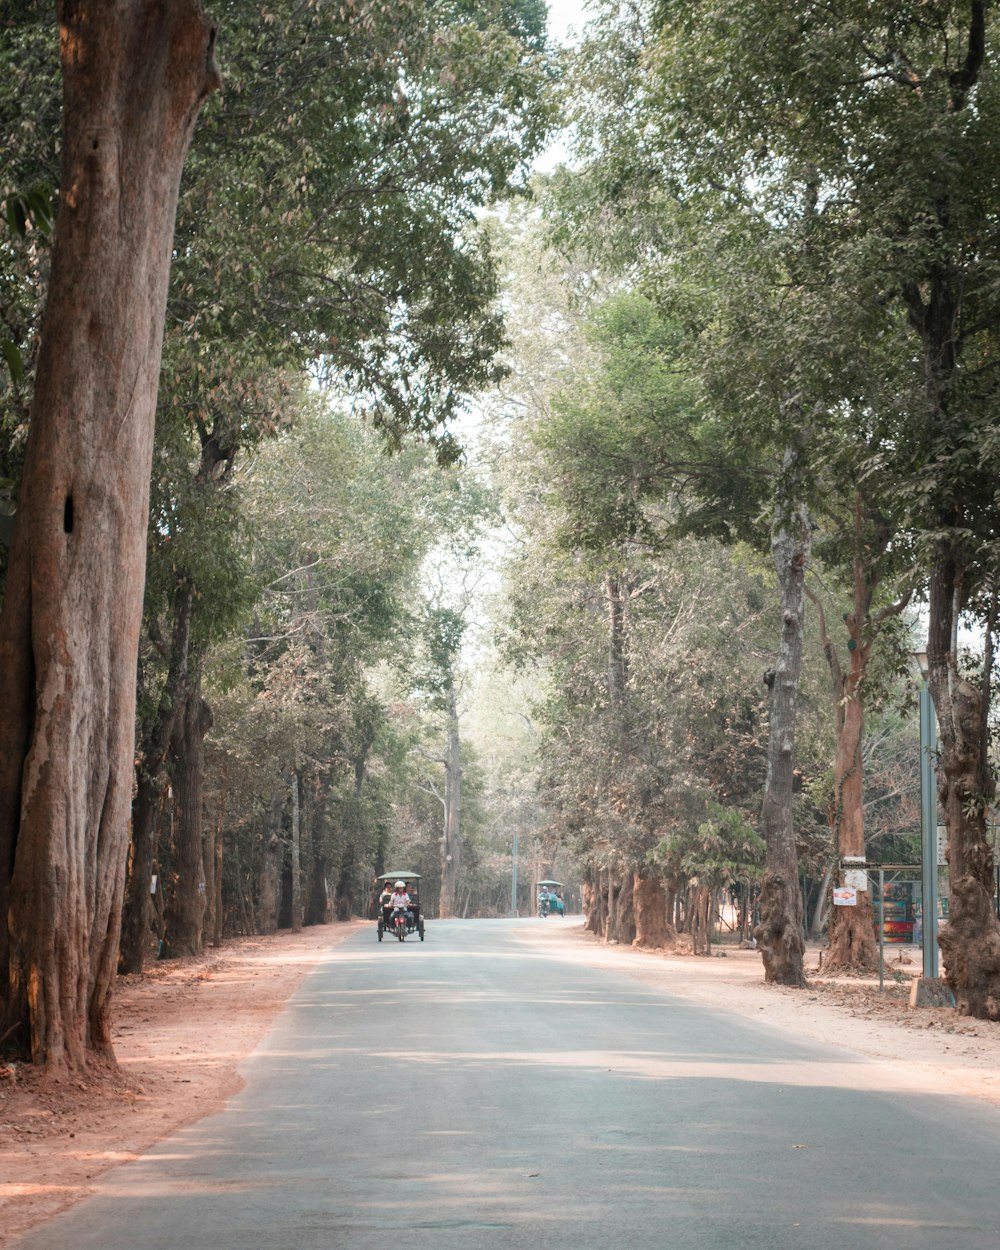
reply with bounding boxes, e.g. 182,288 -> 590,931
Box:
537,879 -> 565,917
375,871 -> 425,942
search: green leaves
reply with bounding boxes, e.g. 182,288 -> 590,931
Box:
2,184 -> 53,241
0,339 -> 23,389
166,0 -> 554,458
653,800 -> 764,891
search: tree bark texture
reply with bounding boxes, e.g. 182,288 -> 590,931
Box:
582,878 -> 601,935
928,562 -> 1000,1017
119,773 -> 168,975
305,779 -> 331,925
119,582 -> 194,974
755,497 -> 811,987
807,501 -> 891,972
257,824 -> 282,936
632,872 -> 676,949
606,870 -> 635,944
898,2 -> 1000,1016
0,2 -> 218,1069
162,676 -> 213,957
690,888 -> 713,956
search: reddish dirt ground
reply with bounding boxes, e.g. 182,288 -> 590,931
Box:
3,920 -> 1000,1247
0,922 -> 364,1247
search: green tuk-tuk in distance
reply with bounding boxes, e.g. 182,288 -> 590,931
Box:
537,879 -> 565,917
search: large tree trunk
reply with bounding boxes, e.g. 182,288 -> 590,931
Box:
755,490 -> 811,987
808,580 -> 874,970
256,793 -> 285,934
809,496 -> 908,972
582,877 -> 601,934
162,676 -> 213,957
893,3 -> 1000,1015
304,776 -> 331,925
120,582 -> 194,974
632,872 -> 675,949
119,773 -> 167,975
257,827 -> 282,936
619,872 -> 636,944
605,869 -> 635,944
928,563 -> 1000,1017
0,3 -> 218,1070
822,650 -> 877,970
690,888 -> 713,956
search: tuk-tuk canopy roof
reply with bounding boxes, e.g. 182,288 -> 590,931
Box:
537,879 -> 563,888
377,871 -> 421,883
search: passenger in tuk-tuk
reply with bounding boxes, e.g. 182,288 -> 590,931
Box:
378,881 -> 394,924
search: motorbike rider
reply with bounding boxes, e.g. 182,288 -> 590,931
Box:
390,880 -> 412,926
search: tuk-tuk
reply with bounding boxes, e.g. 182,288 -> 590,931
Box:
537,879 -> 565,917
375,871 -> 425,942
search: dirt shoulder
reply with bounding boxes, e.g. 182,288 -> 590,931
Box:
0,921 -> 364,1249
4,918 -> 1000,1247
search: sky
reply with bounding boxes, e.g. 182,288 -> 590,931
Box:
534,0 -> 594,171
546,0 -> 591,45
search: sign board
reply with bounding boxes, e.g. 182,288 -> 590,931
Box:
844,869 -> 868,892
833,887 -> 858,907
937,825 -> 947,867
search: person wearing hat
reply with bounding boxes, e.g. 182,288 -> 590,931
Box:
390,880 -> 412,925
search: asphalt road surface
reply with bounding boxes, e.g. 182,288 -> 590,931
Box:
15,919 -> 1000,1250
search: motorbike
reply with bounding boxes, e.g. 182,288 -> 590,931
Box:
392,909 -> 409,941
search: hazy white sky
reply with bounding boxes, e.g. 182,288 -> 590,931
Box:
546,0 -> 591,45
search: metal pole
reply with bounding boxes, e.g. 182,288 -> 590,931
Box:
509,830 -> 519,918
919,681 -> 939,978
878,868 -> 885,994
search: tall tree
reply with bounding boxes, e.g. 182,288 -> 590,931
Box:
415,604 -> 469,919
806,493 -> 913,972
0,0 -> 219,1070
643,0 -> 1000,1016
757,437 -> 811,985
201,404 -> 455,934
112,0 -> 553,968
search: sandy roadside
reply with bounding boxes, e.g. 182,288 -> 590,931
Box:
0,921 -> 364,1248
3,917 -> 999,1246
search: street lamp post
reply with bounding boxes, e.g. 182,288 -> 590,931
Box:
913,650 -> 938,979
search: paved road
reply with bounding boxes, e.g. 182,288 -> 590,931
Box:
15,919 -> 1000,1249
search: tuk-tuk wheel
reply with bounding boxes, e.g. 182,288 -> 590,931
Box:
418,919 -> 425,941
